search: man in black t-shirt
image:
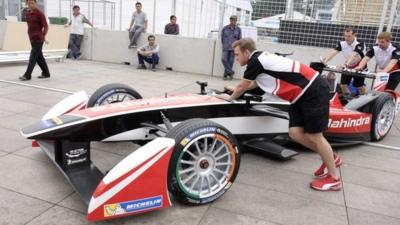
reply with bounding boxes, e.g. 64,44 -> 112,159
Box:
217,38 -> 342,191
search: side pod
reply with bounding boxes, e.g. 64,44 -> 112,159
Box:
87,138 -> 175,221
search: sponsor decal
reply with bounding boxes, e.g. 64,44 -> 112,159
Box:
65,148 -> 87,158
187,127 -> 217,139
328,117 -> 370,128
104,196 -> 163,217
67,157 -> 88,165
52,117 -> 63,125
380,75 -> 389,81
65,147 -> 89,165
180,127 -> 217,147
180,138 -> 190,146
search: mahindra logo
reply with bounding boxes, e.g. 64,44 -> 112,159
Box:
328,117 -> 370,128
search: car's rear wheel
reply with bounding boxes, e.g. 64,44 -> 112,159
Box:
371,93 -> 396,141
166,119 -> 240,205
87,83 -> 142,107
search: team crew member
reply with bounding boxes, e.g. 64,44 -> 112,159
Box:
19,0 -> 50,81
322,27 -> 366,95
355,32 -> 400,91
217,38 -> 342,191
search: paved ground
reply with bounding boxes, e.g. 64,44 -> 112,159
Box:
0,60 -> 400,225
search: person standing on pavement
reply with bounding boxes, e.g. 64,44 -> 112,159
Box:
128,2 -> 148,48
19,0 -> 50,81
221,15 -> 242,80
66,5 -> 94,60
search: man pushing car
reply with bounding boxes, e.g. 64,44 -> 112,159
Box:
216,38 -> 343,191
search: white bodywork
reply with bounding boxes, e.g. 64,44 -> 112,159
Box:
42,91 -> 88,120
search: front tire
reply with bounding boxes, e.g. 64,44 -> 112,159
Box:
87,83 -> 142,107
166,119 -> 240,205
371,93 -> 396,141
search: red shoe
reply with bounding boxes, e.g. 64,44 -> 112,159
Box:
314,154 -> 343,177
310,175 -> 342,191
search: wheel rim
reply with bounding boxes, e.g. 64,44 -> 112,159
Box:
97,93 -> 137,106
176,133 -> 236,199
376,100 -> 396,137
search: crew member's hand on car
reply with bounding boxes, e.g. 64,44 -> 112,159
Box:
223,86 -> 234,94
215,93 -> 231,101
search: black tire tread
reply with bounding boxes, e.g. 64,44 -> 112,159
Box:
87,83 -> 142,107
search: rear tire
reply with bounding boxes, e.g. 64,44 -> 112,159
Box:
166,119 -> 240,205
87,83 -> 142,107
370,93 -> 396,141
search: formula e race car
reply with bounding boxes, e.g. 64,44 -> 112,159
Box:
21,65 -> 399,221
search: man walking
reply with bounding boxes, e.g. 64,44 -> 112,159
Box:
221,15 -> 242,80
66,5 -> 94,60
128,2 -> 148,48
19,0 -> 50,81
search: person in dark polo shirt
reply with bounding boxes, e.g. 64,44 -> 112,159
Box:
164,15 -> 179,35
19,0 -> 50,81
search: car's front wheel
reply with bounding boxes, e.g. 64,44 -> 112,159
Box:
371,93 -> 396,141
166,119 -> 240,205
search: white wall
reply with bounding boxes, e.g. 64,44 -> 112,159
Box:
81,29 -> 216,75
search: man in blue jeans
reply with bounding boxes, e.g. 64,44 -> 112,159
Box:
137,35 -> 160,72
221,15 -> 242,80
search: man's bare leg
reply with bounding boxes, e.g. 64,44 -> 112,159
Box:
305,132 -> 338,178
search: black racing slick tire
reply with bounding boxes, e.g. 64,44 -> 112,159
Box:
166,119 -> 240,205
87,83 -> 142,107
370,93 -> 396,141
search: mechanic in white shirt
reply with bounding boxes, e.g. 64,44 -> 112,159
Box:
322,27 -> 366,95
66,5 -> 94,60
355,32 -> 400,91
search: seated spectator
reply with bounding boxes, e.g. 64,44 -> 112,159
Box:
164,15 -> 179,35
137,35 -> 160,71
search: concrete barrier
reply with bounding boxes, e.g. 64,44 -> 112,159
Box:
81,29 -> 216,75
80,28 -> 378,77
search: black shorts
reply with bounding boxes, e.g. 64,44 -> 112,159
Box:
289,76 -> 330,133
340,74 -> 365,87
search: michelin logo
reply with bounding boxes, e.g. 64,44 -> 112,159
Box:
104,196 -> 163,217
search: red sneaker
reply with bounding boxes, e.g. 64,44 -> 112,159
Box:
310,175 -> 342,191
314,154 -> 343,177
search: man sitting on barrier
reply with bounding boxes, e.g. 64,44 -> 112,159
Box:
322,27 -> 366,96
355,32 -> 400,91
216,38 -> 343,191
136,35 -> 160,72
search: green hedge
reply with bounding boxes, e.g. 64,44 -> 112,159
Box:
48,17 -> 68,25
